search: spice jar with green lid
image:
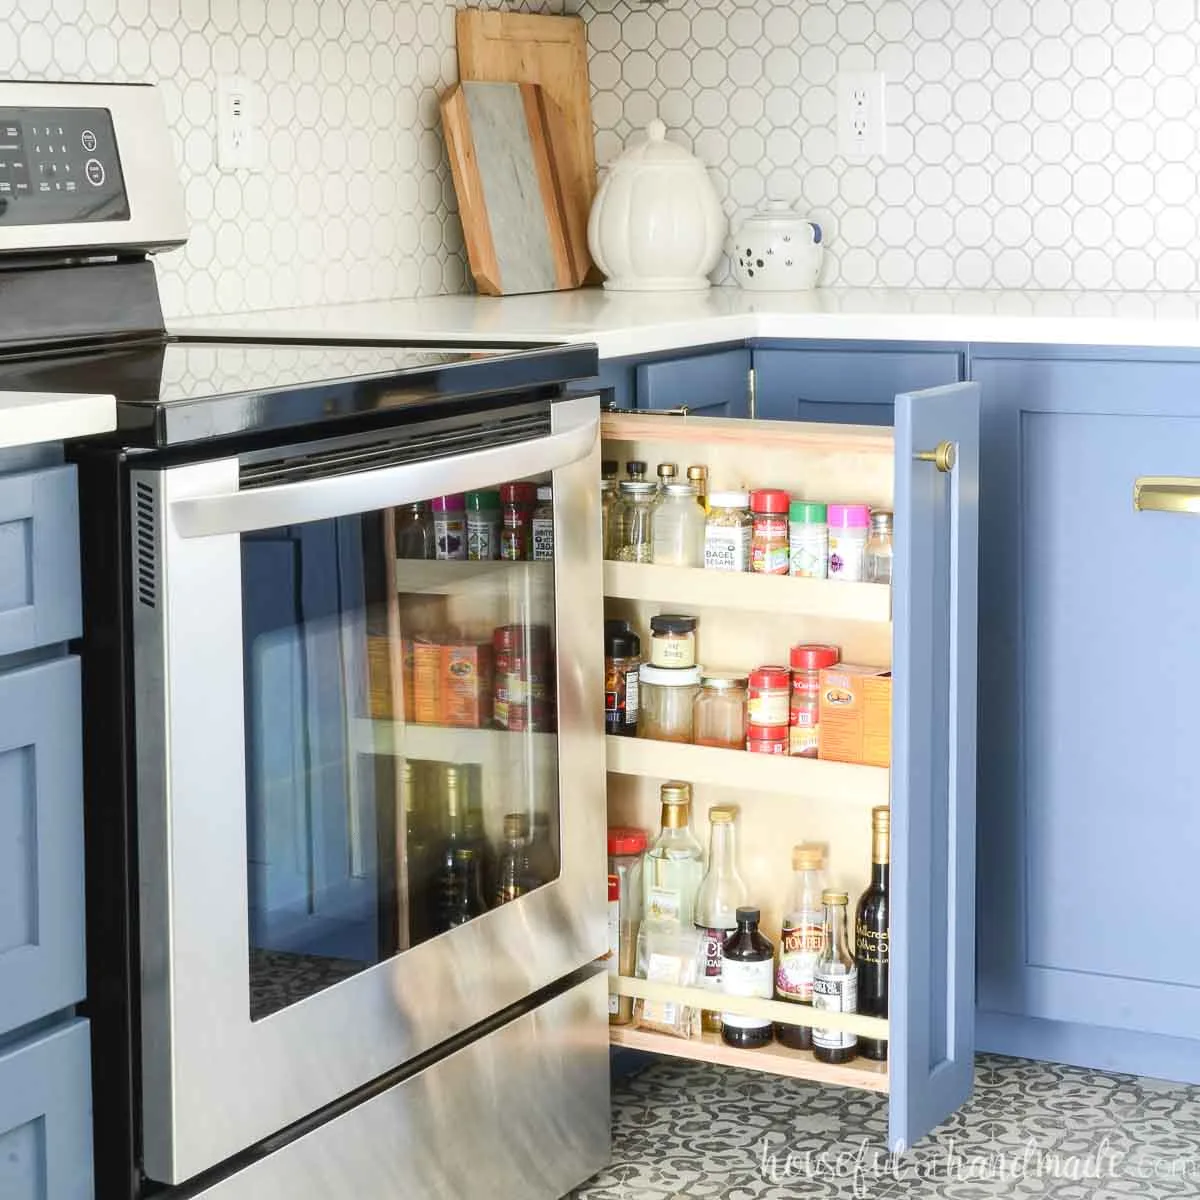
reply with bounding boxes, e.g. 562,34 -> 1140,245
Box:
466,490 -> 501,561
789,500 -> 828,579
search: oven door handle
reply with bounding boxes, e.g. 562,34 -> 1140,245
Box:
170,408 -> 599,538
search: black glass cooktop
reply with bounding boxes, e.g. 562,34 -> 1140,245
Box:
0,335 -> 597,448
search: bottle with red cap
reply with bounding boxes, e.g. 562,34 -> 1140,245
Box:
750,488 -> 791,574
789,644 -> 841,758
500,482 -> 537,561
607,826 -> 648,1025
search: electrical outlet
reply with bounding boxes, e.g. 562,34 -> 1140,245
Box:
837,71 -> 886,159
216,75 -> 256,171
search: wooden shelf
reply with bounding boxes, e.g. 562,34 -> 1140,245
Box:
393,557 -> 552,595
606,736 -> 889,804
354,719 -> 556,762
604,561 -> 891,623
611,974 -> 887,1040
610,1026 -> 889,1093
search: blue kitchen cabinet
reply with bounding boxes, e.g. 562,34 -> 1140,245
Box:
752,344 -> 964,425
0,657 -> 86,1037
972,347 -> 1200,1080
636,347 -> 751,416
0,1020 -> 93,1200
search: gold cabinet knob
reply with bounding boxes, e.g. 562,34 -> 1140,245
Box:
915,441 -> 956,473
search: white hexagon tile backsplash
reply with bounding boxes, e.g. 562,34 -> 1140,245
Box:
573,0 -> 1200,292
0,0 -> 560,319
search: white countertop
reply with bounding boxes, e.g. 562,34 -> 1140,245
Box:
175,286 -> 1200,358
0,391 -> 115,449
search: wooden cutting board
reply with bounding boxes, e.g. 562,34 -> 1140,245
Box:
456,9 -> 594,284
442,80 -> 582,296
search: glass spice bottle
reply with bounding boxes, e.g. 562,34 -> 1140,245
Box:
613,480 -> 656,562
704,491 -> 752,572
693,671 -> 748,749
813,889 -> 858,1064
608,826 -> 647,1025
465,490 -> 501,561
789,644 -> 840,758
601,478 -> 618,559
865,509 -> 894,585
500,482 -> 536,561
432,494 -> 467,561
720,907 -> 775,1049
637,664 -> 702,742
788,500 -> 828,579
651,482 -> 705,567
532,485 -> 554,561
604,619 -> 641,737
395,501 -> 435,560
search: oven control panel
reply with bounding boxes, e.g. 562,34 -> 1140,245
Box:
0,106 -> 129,226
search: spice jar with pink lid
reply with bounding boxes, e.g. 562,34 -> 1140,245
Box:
828,504 -> 871,582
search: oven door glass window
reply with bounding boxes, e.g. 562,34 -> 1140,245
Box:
242,484 -> 559,1020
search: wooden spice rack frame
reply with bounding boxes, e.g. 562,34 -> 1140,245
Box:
603,411 -> 896,1088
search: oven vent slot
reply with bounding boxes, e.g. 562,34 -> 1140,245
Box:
134,480 -> 157,609
238,411 -> 553,490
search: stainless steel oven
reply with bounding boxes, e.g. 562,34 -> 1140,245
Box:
127,391 -> 607,1187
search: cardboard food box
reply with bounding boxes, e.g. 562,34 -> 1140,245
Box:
818,664 -> 892,768
411,639 -> 443,725
441,640 -> 494,728
366,636 -> 415,720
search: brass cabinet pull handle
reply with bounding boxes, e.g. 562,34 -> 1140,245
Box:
915,441 -> 957,473
1134,476 -> 1200,514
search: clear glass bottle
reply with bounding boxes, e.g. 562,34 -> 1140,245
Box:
431,766 -> 487,931
687,464 -> 709,513
813,888 -> 858,1064
656,462 -> 679,492
643,780 -> 704,928
775,843 -> 827,1049
432,494 -> 467,560
608,826 -> 647,1025
395,501 -> 435,560
613,480 -> 657,562
494,812 -> 540,906
532,485 -> 554,561
652,482 -> 706,567
601,477 -> 618,558
693,671 -> 748,749
695,805 -> 748,1032
865,509 -> 893,585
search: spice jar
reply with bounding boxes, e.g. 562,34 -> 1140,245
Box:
656,462 -> 678,491
605,619 -> 642,737
652,482 -> 705,566
608,826 -> 647,1025
532,485 -> 554,560
612,480 -> 656,562
687,465 -> 709,512
638,663 -> 702,742
828,503 -> 871,582
693,671 -> 749,749
507,626 -> 554,732
500,482 -> 536,561
493,624 -> 518,728
750,488 -> 790,574
789,644 -> 840,757
649,613 -> 698,668
704,491 -> 752,572
866,509 -> 893,585
748,665 -> 790,726
432,494 -> 467,560
746,723 -> 788,754
789,500 -> 828,579
601,478 -> 618,558
466,490 -> 501,561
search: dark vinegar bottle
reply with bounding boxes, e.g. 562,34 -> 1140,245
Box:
855,805 -> 890,1061
720,907 -> 775,1049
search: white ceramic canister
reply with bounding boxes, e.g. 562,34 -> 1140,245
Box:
587,120 -> 726,292
732,201 -> 824,291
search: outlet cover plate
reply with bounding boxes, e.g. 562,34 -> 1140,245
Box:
837,71 -> 886,159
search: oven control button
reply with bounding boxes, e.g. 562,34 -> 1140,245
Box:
85,158 -> 105,187
81,129 -> 97,152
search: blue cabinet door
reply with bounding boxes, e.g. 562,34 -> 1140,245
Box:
636,348 -> 751,416
0,657 -> 85,1037
890,381 -> 980,1150
753,347 -> 962,426
973,352 -> 1200,1065
0,1020 -> 93,1199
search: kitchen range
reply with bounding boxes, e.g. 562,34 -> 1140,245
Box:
0,81 -> 609,1199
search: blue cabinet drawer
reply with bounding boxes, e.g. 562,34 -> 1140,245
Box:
753,347 -> 962,425
0,464 -> 81,656
0,657 -> 85,1037
0,1020 -> 93,1200
637,348 -> 751,416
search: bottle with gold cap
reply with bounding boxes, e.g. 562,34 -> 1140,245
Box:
643,780 -> 704,927
687,464 -> 709,513
656,461 -> 679,492
855,805 -> 890,1060
494,811 -> 541,906
813,888 -> 858,1064
694,804 -> 748,1031
775,842 -> 828,1050
431,764 -> 487,932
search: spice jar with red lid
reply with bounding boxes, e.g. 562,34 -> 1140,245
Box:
500,482 -> 537,561
748,665 -> 791,727
747,723 -> 788,754
750,488 -> 791,574
789,644 -> 840,757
